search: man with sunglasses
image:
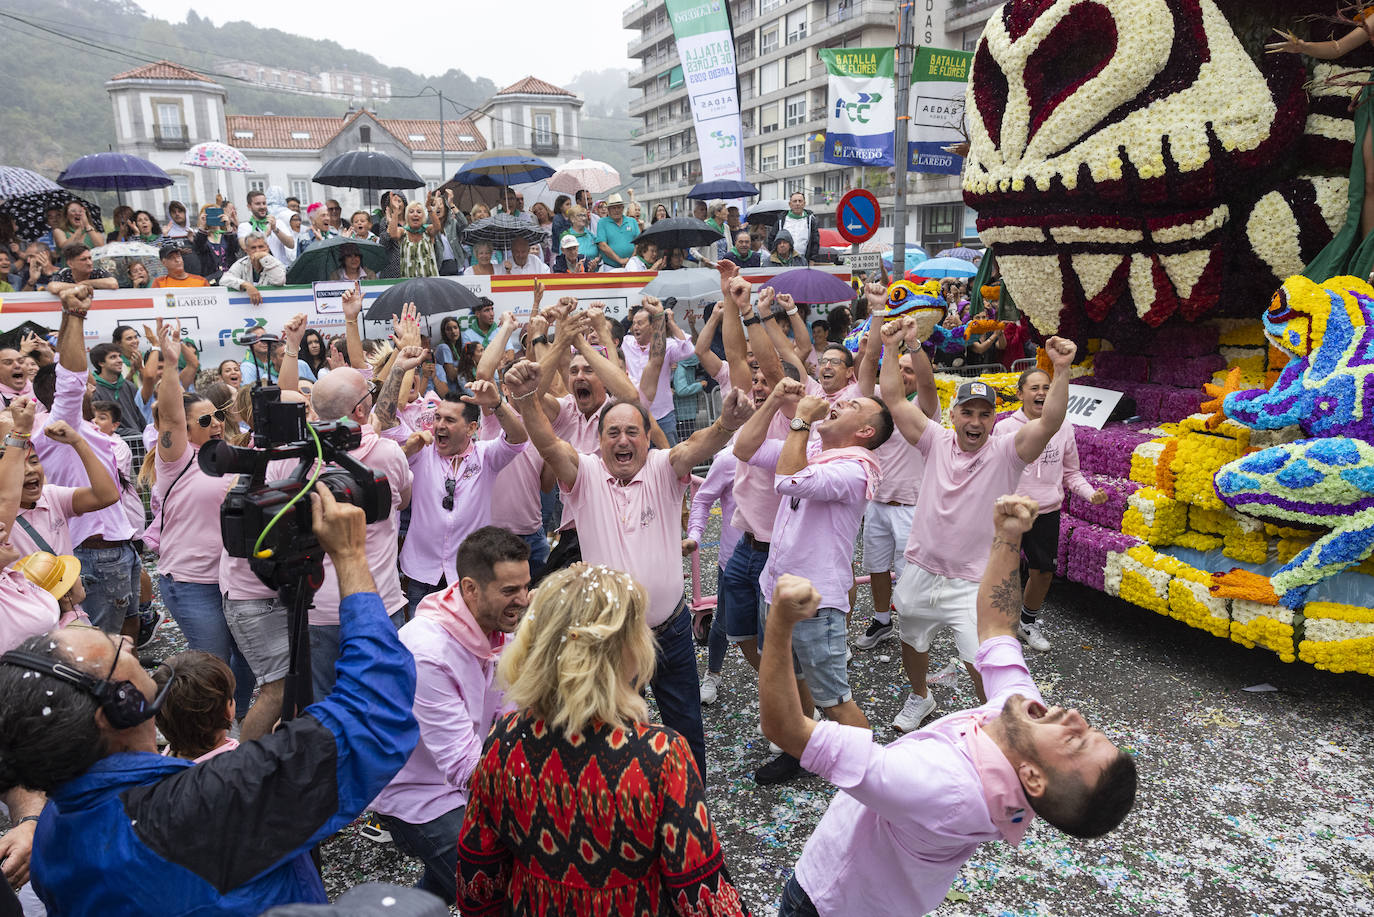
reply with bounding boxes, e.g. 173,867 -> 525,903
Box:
0,486 -> 420,916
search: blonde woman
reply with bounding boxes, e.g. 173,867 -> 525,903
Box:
456,564 -> 749,917
384,195 -> 442,278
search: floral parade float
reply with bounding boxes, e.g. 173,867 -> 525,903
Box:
941,0 -> 1374,675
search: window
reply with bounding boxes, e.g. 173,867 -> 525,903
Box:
233,130 -> 254,139
426,180 -> 441,193
786,10 -> 807,43
761,27 -> 779,54
169,174 -> 192,208
760,102 -> 779,134
785,137 -> 805,168
760,142 -> 780,172
785,54 -> 806,86
785,177 -> 805,195
760,181 -> 778,198
156,102 -> 179,127
760,62 -> 779,95
785,94 -> 806,127
760,0 -> 782,12
359,126 -> 371,144
290,131 -> 310,140
825,171 -> 843,193
923,204 -> 960,236
247,176 -> 267,194
408,133 -> 427,142
289,179 -> 309,202
534,113 -> 554,143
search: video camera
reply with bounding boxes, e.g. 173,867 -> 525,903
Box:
197,385 -> 391,571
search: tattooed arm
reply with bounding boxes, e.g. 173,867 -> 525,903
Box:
372,345 -> 426,432
978,495 -> 1041,642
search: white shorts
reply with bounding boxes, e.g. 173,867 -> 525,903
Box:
892,564 -> 980,662
861,501 -> 916,575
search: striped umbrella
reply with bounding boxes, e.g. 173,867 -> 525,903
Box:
462,214 -> 545,246
0,167 -> 60,199
182,141 -> 252,173
454,148 -> 555,187
935,246 -> 982,262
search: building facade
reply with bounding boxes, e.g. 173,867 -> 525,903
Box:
215,59 -> 394,102
106,63 -> 582,217
625,0 -> 992,250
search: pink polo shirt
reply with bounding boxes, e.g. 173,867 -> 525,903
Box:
0,567 -> 61,653
806,375 -> 860,405
686,445 -> 740,572
155,446 -> 233,584
994,410 -> 1094,514
729,410 -> 791,541
13,484 -> 78,557
750,440 -> 865,613
37,367 -> 134,546
623,335 -> 694,417
795,636 -> 1042,916
399,434 -> 525,588
871,394 -> 924,506
482,412 -> 544,536
551,393 -> 604,531
561,449 -> 690,626
904,423 -> 1026,583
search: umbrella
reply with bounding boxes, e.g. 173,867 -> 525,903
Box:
57,152 -> 172,192
909,256 -> 978,279
818,228 -> 848,248
182,141 -> 252,173
0,190 -> 102,239
745,199 -> 788,224
882,245 -> 932,272
90,241 -> 165,286
463,214 -> 545,247
314,151 -> 425,191
454,148 -> 555,187
363,277 -> 482,321
935,247 -> 982,262
0,167 -> 60,198
760,268 -> 856,304
636,216 -> 724,251
687,179 -> 759,200
642,270 -> 723,305
548,159 -> 621,194
285,236 -> 388,284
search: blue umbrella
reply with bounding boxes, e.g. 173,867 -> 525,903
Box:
688,179 -> 759,200
909,256 -> 979,279
935,246 -> 982,262
881,245 -> 930,272
760,268 -> 856,304
454,148 -> 554,187
57,152 -> 172,192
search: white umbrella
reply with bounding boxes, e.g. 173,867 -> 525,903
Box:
547,159 -> 621,194
182,141 -> 252,173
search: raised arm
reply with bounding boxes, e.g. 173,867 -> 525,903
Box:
504,360 -> 579,487
155,320 -> 189,463
1013,336 -> 1077,465
178,339 -> 199,390
692,303 -> 725,380
733,378 -> 801,462
276,313 -> 308,393
760,575 -> 823,756
879,318 -> 933,446
716,261 -> 754,392
340,282 -> 366,369
474,310 -> 518,382
463,379 -> 527,445
56,288 -> 91,373
777,293 -> 812,363
41,420 -> 119,514
978,495 -> 1040,642
757,290 -> 806,378
668,387 -> 753,478
0,402 -> 32,536
385,196 -> 405,241
778,395 -> 826,476
373,345 -> 426,432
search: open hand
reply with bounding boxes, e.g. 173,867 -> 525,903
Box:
462,378 -> 502,410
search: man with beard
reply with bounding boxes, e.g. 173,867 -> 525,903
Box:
760,496 -> 1138,916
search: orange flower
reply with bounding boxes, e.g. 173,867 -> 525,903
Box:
1209,568 -> 1279,605
1201,367 -> 1243,430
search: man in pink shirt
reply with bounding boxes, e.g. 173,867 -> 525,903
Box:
880,319 -> 1078,732
760,495 -> 1137,916
502,357 -> 755,775
733,379 -> 893,785
372,527 -> 531,904
622,295 -> 694,445
809,344 -> 860,404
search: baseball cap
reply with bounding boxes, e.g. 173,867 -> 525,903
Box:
952,380 -> 996,409
158,243 -> 183,260
560,234 -> 579,249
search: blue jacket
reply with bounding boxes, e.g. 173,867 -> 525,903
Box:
31,591 -> 418,916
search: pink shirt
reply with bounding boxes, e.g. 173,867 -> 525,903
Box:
623,335 -> 694,417
995,411 -> 1094,514
729,410 -> 791,541
806,375 -> 860,405
551,394 -> 604,531
155,446 -> 233,583
399,435 -> 525,587
0,567 -> 61,652
13,484 -> 77,557
482,412 -> 544,535
751,440 -> 866,613
561,450 -> 690,626
904,423 -> 1026,583
37,367 -> 133,546
796,637 -> 1042,916
221,459 -> 298,602
871,394 -> 924,506
371,614 -> 504,824
686,445 -> 740,572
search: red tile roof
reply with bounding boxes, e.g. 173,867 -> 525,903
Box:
378,118 -> 486,153
223,112 -> 487,153
496,76 -> 575,97
110,60 -> 215,83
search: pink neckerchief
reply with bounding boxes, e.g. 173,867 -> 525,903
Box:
0,379 -> 35,403
965,712 -> 1034,845
807,446 -> 881,499
416,582 -> 504,662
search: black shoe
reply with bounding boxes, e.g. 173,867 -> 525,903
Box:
754,752 -> 802,786
136,606 -> 166,650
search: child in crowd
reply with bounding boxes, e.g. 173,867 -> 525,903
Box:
152,651 -> 240,763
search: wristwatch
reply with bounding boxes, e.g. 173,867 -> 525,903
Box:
789,416 -> 811,433
530,334 -> 548,347
4,434 -> 28,449
742,315 -> 761,327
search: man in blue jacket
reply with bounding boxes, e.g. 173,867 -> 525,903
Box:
0,484 -> 419,916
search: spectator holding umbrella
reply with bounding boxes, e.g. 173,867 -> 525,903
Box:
622,238 -> 664,272
334,243 -> 376,282
652,202 -> 671,223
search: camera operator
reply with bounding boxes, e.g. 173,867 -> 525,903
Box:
0,484 -> 419,915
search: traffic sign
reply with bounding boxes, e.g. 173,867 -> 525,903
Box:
844,251 -> 883,271
836,189 -> 881,244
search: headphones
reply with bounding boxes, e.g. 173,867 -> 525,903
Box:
1,650 -> 173,729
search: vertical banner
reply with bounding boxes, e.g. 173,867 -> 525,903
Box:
665,0 -> 746,184
819,48 -> 896,167
908,46 -> 973,175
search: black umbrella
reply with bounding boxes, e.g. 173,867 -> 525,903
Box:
314,151 -> 425,191
636,216 -> 724,250
285,236 -> 388,284
462,214 -> 545,247
687,178 -> 759,200
746,199 -> 788,225
0,190 -> 102,240
363,277 -> 482,321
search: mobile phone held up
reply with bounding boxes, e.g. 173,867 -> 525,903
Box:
206,207 -> 225,228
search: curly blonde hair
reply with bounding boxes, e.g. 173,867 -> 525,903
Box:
498,563 -> 656,737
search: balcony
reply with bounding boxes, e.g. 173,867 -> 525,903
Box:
530,132 -> 559,157
945,0 -> 1003,30
154,123 -> 189,150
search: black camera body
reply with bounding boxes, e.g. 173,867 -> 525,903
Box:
198,385 -> 391,571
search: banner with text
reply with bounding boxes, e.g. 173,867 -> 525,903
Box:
665,0 -> 746,184
908,46 -> 972,175
820,47 -> 896,167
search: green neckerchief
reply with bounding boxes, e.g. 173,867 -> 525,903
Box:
249,217 -> 269,232
92,373 -> 124,395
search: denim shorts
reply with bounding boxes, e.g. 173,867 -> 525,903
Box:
720,536 -> 768,642
763,604 -> 852,709
222,595 -> 290,687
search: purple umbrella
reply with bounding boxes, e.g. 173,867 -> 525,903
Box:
58,152 -> 172,192
760,268 -> 856,304
935,246 -> 982,262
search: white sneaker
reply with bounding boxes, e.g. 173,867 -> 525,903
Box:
700,672 -> 722,706
891,692 -> 936,733
1019,620 -> 1052,652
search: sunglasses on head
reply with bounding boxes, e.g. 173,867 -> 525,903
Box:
442,477 -> 456,511
194,409 -> 227,428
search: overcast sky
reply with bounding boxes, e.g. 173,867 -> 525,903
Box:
134,0 -> 638,86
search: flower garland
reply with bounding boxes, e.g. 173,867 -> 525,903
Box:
1230,599 -> 1298,662
1298,602 -> 1374,674
1168,569 -> 1232,639
1123,487 -> 1189,545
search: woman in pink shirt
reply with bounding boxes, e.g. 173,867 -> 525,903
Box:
150,320 -> 254,716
